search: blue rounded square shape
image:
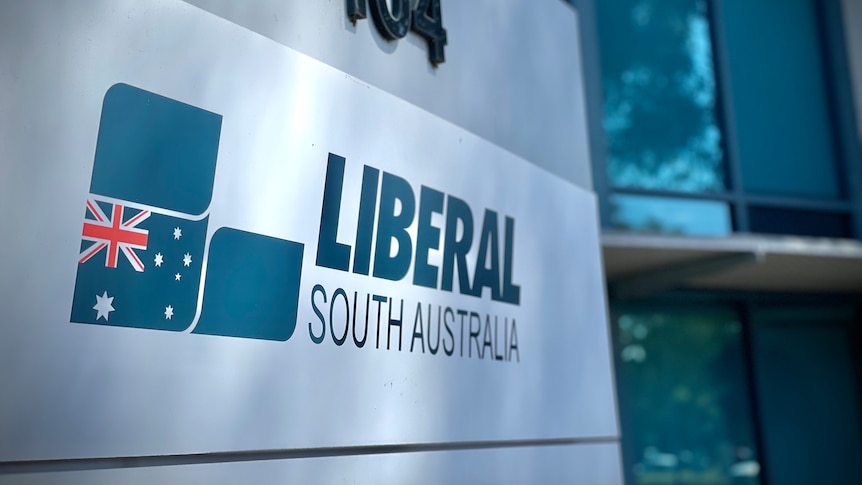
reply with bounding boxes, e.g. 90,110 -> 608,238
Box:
195,228 -> 304,341
91,83 -> 221,215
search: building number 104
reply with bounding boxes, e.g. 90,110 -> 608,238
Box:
347,0 -> 447,66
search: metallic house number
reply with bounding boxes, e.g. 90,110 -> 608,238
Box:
347,0 -> 447,66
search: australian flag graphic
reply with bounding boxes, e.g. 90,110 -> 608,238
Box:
71,83 -> 303,341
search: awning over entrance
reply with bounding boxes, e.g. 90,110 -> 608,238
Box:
603,232 -> 862,298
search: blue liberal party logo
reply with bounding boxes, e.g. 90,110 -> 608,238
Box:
71,83 -> 303,341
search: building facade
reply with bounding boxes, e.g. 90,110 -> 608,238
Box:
576,0 -> 862,483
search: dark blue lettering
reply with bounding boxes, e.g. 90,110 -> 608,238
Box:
413,186 -> 444,288
352,165 -> 379,275
309,284 -> 327,344
472,209 -> 501,300
373,172 -> 415,281
316,154 -> 351,271
501,216 -> 521,305
442,196 -> 473,295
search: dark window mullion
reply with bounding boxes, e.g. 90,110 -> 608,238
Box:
614,186 -> 855,213
738,194 -> 854,212
613,186 -> 737,202
738,298 -> 772,485
708,0 -> 749,232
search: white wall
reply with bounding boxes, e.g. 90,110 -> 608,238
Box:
182,0 -> 595,190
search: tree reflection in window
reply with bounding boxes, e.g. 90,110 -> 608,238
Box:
597,0 -> 726,192
613,307 -> 761,485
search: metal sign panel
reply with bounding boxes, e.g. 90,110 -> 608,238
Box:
0,0 -> 616,462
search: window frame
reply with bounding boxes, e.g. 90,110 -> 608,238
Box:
609,288 -> 862,485
579,0 -> 862,239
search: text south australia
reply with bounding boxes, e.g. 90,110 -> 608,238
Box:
309,153 -> 521,363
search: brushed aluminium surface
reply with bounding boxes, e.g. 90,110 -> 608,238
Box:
0,0 -> 617,471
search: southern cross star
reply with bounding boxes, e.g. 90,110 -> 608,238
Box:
93,291 -> 115,321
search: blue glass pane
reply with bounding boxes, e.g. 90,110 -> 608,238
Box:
596,0 -> 726,192
752,307 -> 862,484
610,194 -> 732,236
748,207 -> 852,238
612,306 -> 761,485
720,0 -> 840,199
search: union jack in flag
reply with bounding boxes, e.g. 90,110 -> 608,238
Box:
71,84 -> 302,340
79,199 -> 150,272
71,83 -> 217,332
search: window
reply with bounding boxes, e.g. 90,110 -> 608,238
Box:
610,299 -> 862,485
720,0 -> 839,200
750,304 -> 862,485
598,0 -> 725,194
611,304 -> 761,485
593,0 -> 860,238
